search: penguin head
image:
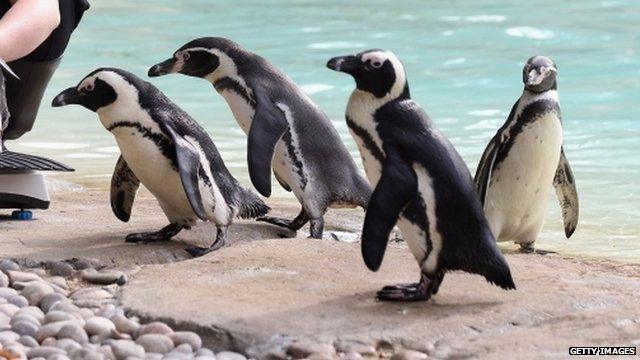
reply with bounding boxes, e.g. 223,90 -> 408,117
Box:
327,49 -> 408,99
148,37 -> 243,81
522,56 -> 557,93
52,68 -> 150,115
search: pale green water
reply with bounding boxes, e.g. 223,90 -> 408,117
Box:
10,1 -> 639,260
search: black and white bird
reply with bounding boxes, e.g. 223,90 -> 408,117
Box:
327,50 -> 515,301
475,56 -> 579,253
52,68 -> 268,257
148,37 -> 371,239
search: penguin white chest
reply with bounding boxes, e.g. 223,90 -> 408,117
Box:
111,128 -> 195,224
346,95 -> 384,185
220,90 -> 254,134
486,111 -> 563,241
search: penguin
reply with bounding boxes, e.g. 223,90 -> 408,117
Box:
474,56 -> 579,253
148,37 -> 372,239
51,68 -> 269,257
327,50 -> 515,301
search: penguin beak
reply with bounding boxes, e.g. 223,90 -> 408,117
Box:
327,55 -> 359,75
51,87 -> 81,107
148,58 -> 177,77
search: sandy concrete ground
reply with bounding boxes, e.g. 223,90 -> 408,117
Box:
2,187 -> 640,359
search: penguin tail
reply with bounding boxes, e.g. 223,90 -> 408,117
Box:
237,187 -> 270,219
477,227 -> 516,290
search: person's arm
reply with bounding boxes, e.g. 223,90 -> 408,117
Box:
0,0 -> 60,62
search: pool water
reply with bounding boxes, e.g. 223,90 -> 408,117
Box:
10,0 -> 639,260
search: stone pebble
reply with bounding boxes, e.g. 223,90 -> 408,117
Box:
7,270 -> 42,284
0,272 -> 8,288
58,322 -> 89,344
135,322 -> 173,338
111,314 -> 140,335
390,350 -> 428,360
39,293 -> 69,313
136,333 -> 174,354
46,261 -> 75,278
170,331 -> 202,351
81,269 -> 127,286
21,281 -> 54,306
85,317 -> 116,336
0,259 -> 20,273
286,341 -> 336,359
109,339 -> 146,360
216,351 -> 247,360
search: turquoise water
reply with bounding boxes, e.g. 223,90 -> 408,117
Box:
12,1 -> 639,260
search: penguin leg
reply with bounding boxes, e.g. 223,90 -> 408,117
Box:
257,209 -> 309,231
184,226 -> 228,258
519,242 -> 536,253
125,223 -> 183,243
376,272 -> 441,302
308,217 -> 324,239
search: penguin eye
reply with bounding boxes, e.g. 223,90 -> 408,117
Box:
371,61 -> 383,69
182,52 -> 190,61
84,83 -> 94,92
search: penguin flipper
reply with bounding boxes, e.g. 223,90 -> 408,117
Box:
162,123 -> 208,221
553,147 -> 579,238
110,156 -> 140,222
247,91 -> 288,197
362,144 -> 417,271
474,136 -> 500,204
474,100 -> 519,204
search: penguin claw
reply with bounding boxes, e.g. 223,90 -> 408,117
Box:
125,233 -> 169,243
381,283 -> 420,291
376,287 -> 431,302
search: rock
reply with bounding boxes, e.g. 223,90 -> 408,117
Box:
7,295 -> 28,308
79,308 -> 95,320
334,340 -> 376,356
81,269 -> 126,286
70,258 -> 103,271
0,259 -> 20,273
58,323 -> 89,344
0,312 -> 10,327
0,330 -> 20,343
7,270 -> 41,284
390,350 -> 428,360
287,341 -> 336,359
134,322 -> 173,338
98,344 -> 116,360
136,334 -> 174,354
0,272 -> 8,287
3,344 -> 26,360
10,320 -> 39,337
0,287 -> 18,299
341,351 -> 363,360
70,288 -> 114,308
306,353 -> 334,360
39,293 -> 69,313
18,335 -> 39,347
195,349 -> 214,357
27,346 -> 66,358
10,313 -> 40,327
16,306 -> 44,323
20,282 -> 54,306
36,320 -> 76,342
45,311 -> 81,324
110,339 -> 145,360
216,351 -> 246,360
194,357 -> 216,360
170,332 -> 201,351
25,268 -> 46,277
85,317 -> 116,336
50,301 -> 82,316
46,261 -> 75,277
173,344 -> 192,353
69,348 -> 106,360
48,277 -> 70,291
55,338 -> 83,353
49,354 -> 71,360
0,303 -> 20,317
111,315 -> 139,335
145,353 -> 163,360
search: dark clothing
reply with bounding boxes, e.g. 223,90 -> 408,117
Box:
0,0 -> 88,61
0,0 -> 88,140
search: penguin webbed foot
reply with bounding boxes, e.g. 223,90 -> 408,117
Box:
185,227 -> 228,258
377,272 -> 444,302
518,243 -> 535,253
125,224 -> 183,244
256,209 -> 309,232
